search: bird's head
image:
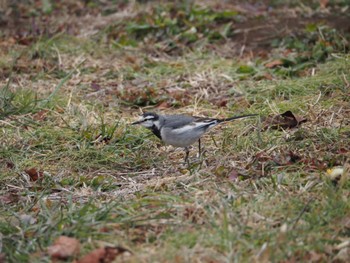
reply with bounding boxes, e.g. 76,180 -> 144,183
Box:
131,112 -> 159,128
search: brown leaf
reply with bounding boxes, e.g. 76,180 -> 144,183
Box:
307,251 -> 327,262
183,206 -> 205,224
273,150 -> 301,166
339,216 -> 350,230
6,161 -> 15,169
17,36 -> 35,46
47,236 -> 80,260
157,101 -> 171,109
255,72 -> 274,80
228,170 -> 239,182
124,55 -> 137,64
338,148 -> 349,154
0,253 -> 6,263
265,59 -> 283,68
334,247 -> 350,262
33,110 -> 49,121
319,0 -> 329,8
91,82 -> 102,91
0,193 -> 19,204
25,168 -> 44,181
77,246 -> 131,263
212,96 -> 228,107
262,111 -> 307,130
56,106 -> 65,113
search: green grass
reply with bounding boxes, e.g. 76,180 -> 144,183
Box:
1,56 -> 349,262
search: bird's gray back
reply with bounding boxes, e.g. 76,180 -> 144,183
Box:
161,114 -> 196,129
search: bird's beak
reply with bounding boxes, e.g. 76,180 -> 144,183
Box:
131,120 -> 142,125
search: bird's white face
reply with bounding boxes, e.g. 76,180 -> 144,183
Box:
132,114 -> 159,128
139,116 -> 156,128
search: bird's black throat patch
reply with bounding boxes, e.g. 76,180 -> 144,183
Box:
149,125 -> 162,140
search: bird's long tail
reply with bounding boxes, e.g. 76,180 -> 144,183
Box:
218,114 -> 258,123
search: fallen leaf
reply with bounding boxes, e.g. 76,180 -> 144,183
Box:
124,55 -> 137,64
307,250 -> 327,262
6,160 -> 15,169
33,110 -> 49,121
157,101 -> 171,109
228,170 -> 239,181
98,226 -> 111,233
319,0 -> 329,8
77,246 -> 131,263
91,82 -> 102,91
25,168 -> 44,181
338,148 -> 349,154
183,206 -> 205,224
17,36 -> 35,46
212,96 -> 228,107
273,150 -> 301,166
56,106 -> 65,113
334,247 -> 350,262
0,253 -> 6,263
255,72 -> 274,80
47,236 -> 80,260
265,59 -> 284,68
339,216 -> 350,230
262,111 -> 307,130
1,159 -> 15,169
0,193 -> 19,204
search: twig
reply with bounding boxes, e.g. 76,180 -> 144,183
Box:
291,198 -> 314,229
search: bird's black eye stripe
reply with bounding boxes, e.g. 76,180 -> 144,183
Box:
140,118 -> 152,122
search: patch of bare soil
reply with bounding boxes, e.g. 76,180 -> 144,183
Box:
1,1 -> 349,56
230,12 -> 350,56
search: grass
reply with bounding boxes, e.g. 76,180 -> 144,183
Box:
1,1 -> 350,262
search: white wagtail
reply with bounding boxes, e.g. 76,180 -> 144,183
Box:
131,112 -> 257,164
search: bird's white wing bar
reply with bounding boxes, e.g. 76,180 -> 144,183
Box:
171,120 -> 218,134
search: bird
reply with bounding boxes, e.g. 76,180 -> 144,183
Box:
131,112 -> 257,164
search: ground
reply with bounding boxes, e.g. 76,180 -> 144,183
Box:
0,0 -> 350,262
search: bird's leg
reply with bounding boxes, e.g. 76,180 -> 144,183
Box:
198,138 -> 202,158
184,147 -> 190,166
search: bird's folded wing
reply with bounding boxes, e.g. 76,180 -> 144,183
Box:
162,115 -> 196,129
171,119 -> 218,134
